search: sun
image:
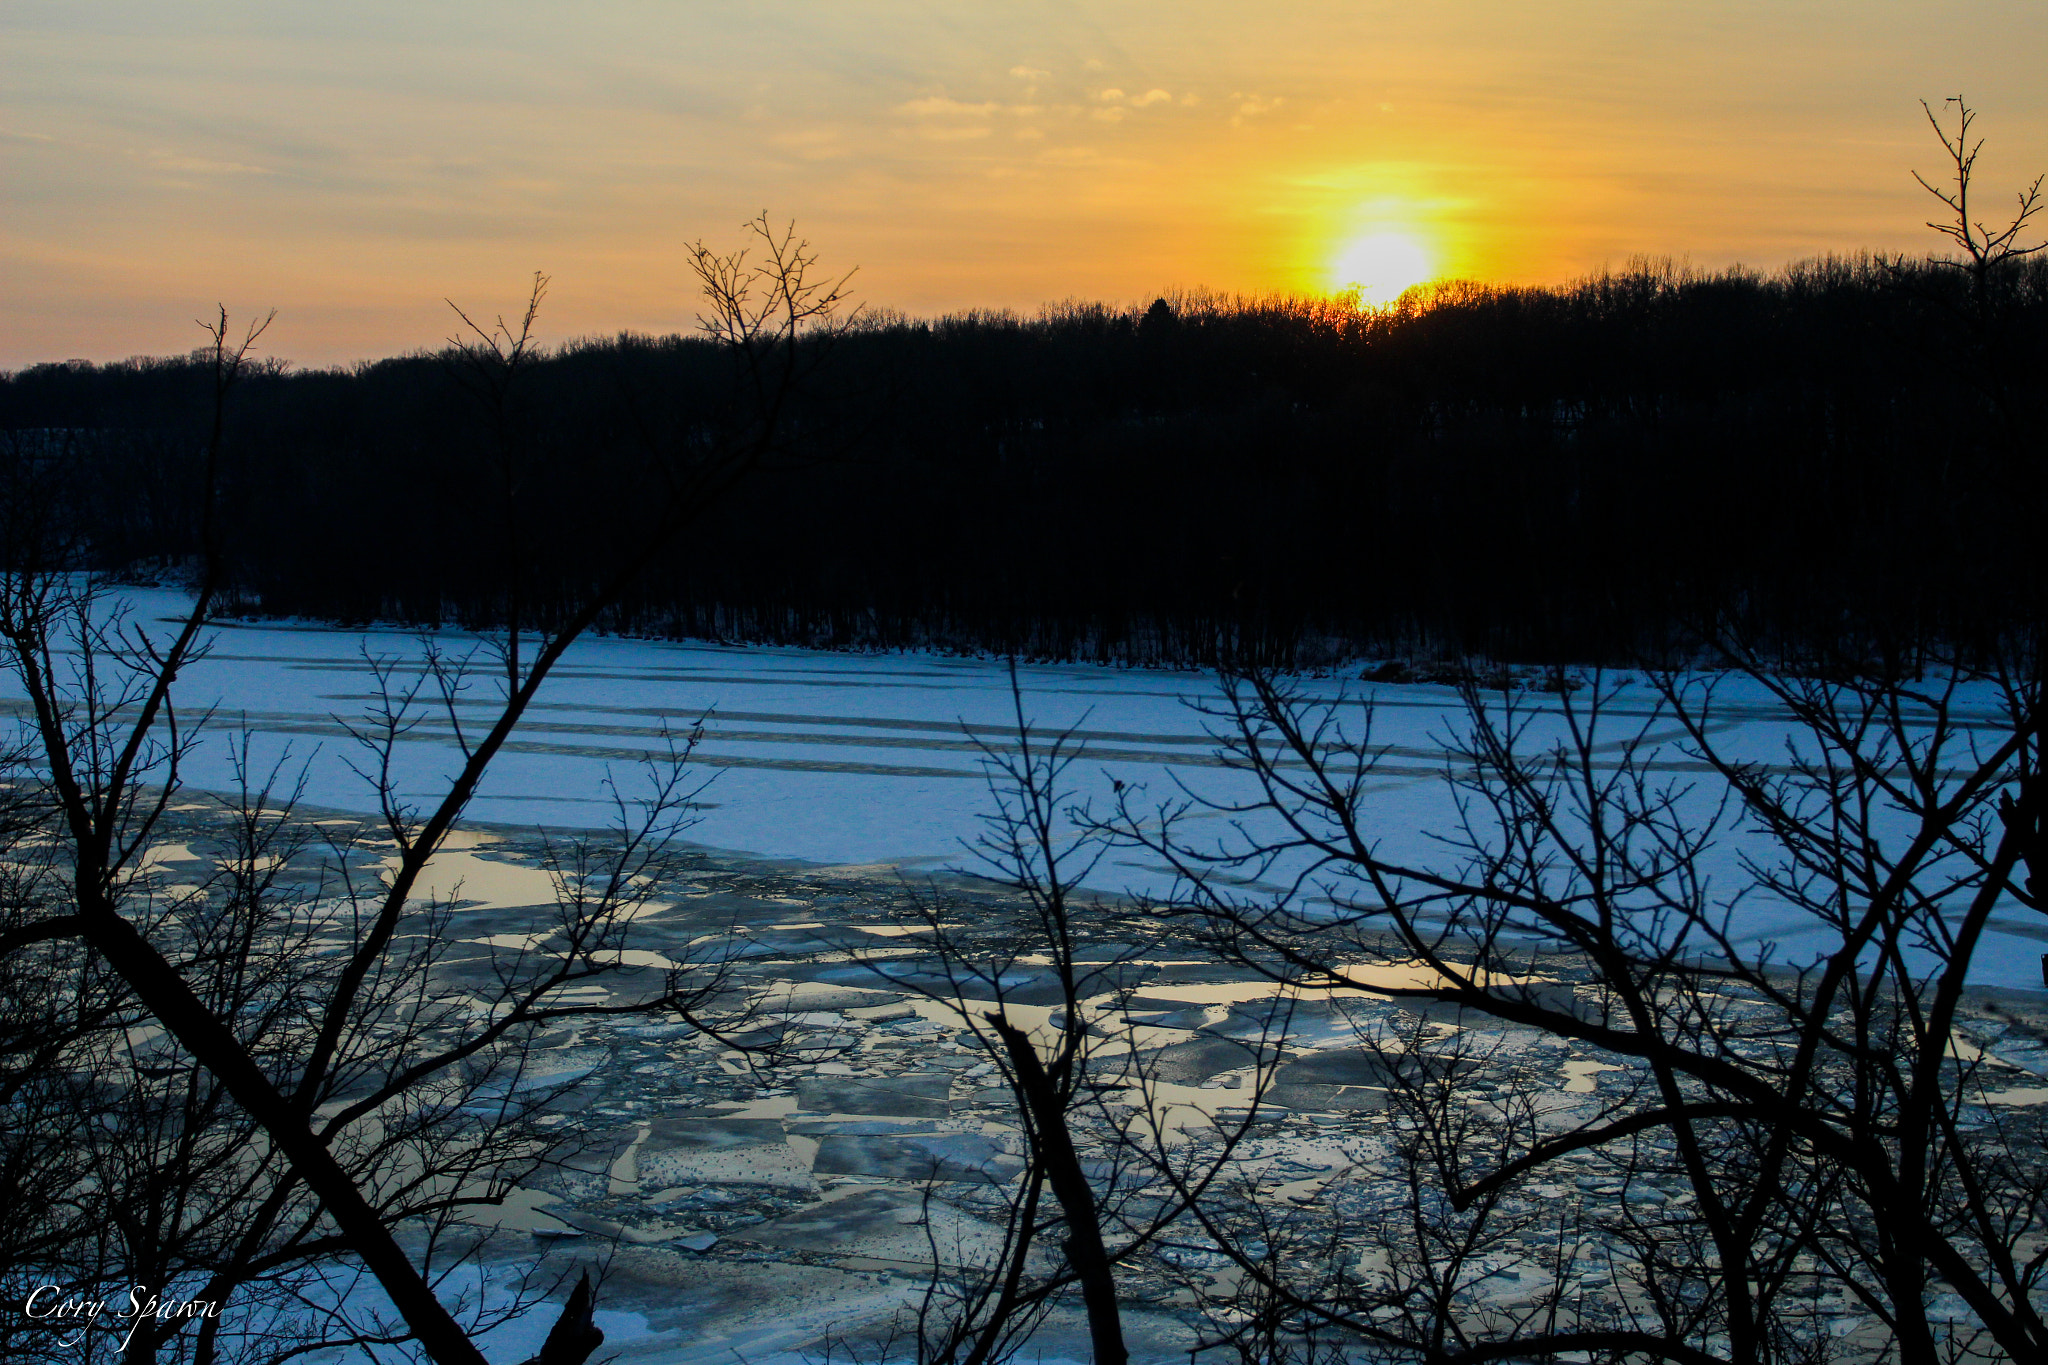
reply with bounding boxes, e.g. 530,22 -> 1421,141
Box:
1331,231 -> 1435,301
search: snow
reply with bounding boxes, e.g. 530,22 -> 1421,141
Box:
5,588 -> 2042,991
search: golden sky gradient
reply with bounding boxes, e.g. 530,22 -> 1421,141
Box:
4,2 -> 2044,367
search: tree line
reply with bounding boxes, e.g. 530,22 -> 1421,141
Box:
4,250 -> 2045,668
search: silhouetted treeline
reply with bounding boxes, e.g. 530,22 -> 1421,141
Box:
4,255 -> 2045,667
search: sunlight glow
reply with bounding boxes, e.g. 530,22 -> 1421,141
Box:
8,3 -> 2038,363
1331,231 -> 1436,301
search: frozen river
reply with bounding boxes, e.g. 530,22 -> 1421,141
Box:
7,588 -> 2044,991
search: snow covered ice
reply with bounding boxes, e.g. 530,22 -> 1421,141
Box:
9,587 -> 2044,990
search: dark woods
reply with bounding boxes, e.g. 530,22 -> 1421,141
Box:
6,253 -> 2046,668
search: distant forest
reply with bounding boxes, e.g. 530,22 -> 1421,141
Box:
4,255 -> 2044,667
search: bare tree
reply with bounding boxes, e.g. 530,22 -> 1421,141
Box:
1090,647 -> 2048,1363
1913,97 -> 2045,317
0,218 -> 852,1365
1904,96 -> 2046,443
0,599 -> 762,1365
1,741 -> 661,1365
840,674 -> 1282,1365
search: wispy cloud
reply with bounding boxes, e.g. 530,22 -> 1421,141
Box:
900,96 -> 998,118
147,152 -> 275,176
1231,93 -> 1284,127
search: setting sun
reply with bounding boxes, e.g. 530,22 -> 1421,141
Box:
1331,231 -> 1436,301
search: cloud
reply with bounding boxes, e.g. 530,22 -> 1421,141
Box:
1009,66 -> 1050,80
769,128 -> 848,160
1086,88 -> 1174,118
147,153 -> 275,176
1231,94 -> 1284,126
899,96 -> 1000,119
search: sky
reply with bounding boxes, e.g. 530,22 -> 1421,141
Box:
4,1 -> 2045,368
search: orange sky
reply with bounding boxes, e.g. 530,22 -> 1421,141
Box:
4,2 -> 2045,368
